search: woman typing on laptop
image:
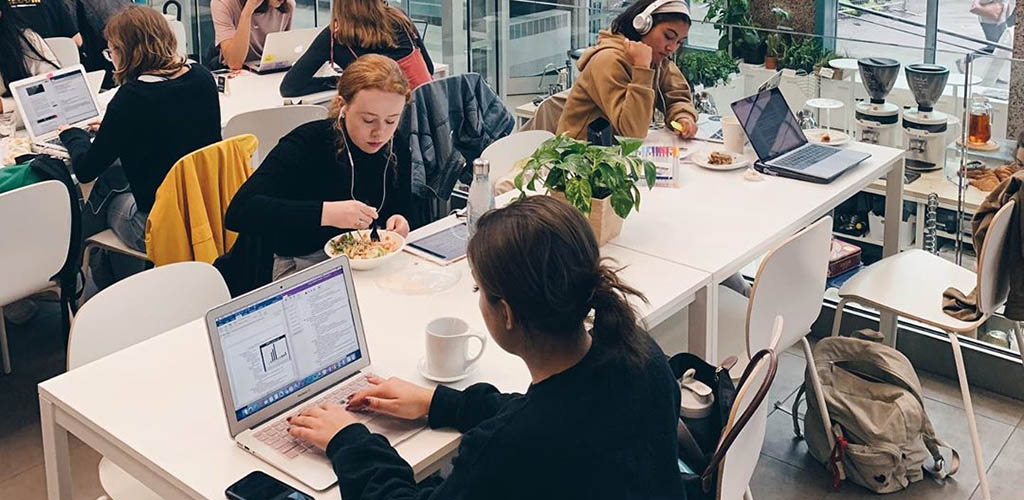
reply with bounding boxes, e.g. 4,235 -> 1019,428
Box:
556,0 -> 698,141
279,0 -> 432,97
212,0 -> 294,71
58,5 -> 220,287
225,54 -> 413,280
0,0 -> 58,115
286,196 -> 687,500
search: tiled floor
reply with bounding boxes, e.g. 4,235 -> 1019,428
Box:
1,302 -> 1021,499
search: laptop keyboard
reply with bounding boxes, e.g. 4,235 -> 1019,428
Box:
773,145 -> 840,170
253,374 -> 374,459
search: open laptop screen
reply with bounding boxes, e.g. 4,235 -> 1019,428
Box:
731,87 -> 806,161
214,265 -> 364,421
13,68 -> 99,138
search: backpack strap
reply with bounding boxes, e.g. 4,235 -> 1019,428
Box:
921,420 -> 960,479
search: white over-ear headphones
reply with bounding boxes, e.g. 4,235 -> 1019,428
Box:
632,0 -> 690,35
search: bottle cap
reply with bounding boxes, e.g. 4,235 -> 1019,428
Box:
473,158 -> 490,175
679,369 -> 714,419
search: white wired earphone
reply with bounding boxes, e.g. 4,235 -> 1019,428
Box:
338,112 -> 397,226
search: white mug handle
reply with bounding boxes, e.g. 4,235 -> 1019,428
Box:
464,331 -> 488,368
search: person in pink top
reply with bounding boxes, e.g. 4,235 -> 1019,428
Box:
211,0 -> 294,70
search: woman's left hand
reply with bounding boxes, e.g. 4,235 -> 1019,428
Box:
672,116 -> 698,139
386,214 -> 410,237
287,402 -> 360,451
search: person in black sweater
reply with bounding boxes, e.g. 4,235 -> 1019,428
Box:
58,5 -> 220,287
227,54 -> 413,280
286,196 -> 688,500
279,0 -> 432,97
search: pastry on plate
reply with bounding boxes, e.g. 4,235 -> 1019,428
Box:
708,151 -> 733,165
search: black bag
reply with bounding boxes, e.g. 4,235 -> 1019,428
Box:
671,350 -> 778,499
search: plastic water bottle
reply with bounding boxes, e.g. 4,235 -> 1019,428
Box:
467,159 -> 494,238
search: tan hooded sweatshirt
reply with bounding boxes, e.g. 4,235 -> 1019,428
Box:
556,30 -> 698,141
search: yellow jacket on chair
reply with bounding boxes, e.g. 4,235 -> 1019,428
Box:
145,134 -> 257,266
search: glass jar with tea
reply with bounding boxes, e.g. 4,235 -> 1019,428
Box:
968,94 -> 993,145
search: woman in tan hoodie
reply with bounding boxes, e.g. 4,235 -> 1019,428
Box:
557,0 -> 698,140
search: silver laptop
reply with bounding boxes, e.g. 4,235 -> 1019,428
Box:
731,87 -> 870,184
9,64 -> 101,158
245,27 -> 319,74
206,257 -> 426,491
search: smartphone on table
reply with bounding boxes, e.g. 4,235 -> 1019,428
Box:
225,471 -> 314,500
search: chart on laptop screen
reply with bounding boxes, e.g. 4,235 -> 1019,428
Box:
15,70 -> 98,137
214,266 -> 363,421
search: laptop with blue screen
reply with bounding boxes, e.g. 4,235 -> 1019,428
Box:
206,256 -> 425,491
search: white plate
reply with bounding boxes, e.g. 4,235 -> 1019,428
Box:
418,358 -> 477,383
691,150 -> 752,171
324,230 -> 406,270
805,129 -> 850,146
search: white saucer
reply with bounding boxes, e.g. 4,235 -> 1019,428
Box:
691,150 -> 752,171
805,128 -> 851,146
418,358 -> 476,383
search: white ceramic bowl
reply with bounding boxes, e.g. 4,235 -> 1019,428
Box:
324,230 -> 406,270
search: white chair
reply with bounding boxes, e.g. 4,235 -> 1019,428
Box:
715,318 -> 783,500
44,37 -> 80,67
718,216 -> 833,372
81,229 -> 150,285
67,261 -> 230,500
223,105 -> 328,167
831,200 -> 1016,500
0,181 -> 70,374
479,130 -> 554,184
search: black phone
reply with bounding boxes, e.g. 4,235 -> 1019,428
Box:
225,471 -> 314,500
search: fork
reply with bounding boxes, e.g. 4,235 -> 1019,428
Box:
369,221 -> 381,242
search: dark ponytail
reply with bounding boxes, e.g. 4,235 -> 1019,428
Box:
589,264 -> 648,363
467,196 -> 650,364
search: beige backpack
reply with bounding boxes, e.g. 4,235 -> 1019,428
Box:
792,336 -> 960,494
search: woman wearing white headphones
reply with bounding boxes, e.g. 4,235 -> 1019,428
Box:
225,54 -> 413,280
557,0 -> 698,141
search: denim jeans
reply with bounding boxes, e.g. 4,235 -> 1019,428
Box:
82,169 -> 149,295
272,251 -> 329,281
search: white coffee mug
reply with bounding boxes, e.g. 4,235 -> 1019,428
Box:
425,317 -> 487,379
721,115 -> 745,154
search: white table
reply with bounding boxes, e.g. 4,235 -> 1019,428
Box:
609,130 -> 906,359
221,63 -> 451,127
38,208 -> 709,500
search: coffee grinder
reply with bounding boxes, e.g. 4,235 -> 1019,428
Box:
903,64 -> 950,172
856,57 -> 901,147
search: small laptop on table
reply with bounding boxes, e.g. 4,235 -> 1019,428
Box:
9,64 -> 101,159
731,87 -> 870,184
206,256 -> 426,491
245,28 -> 320,74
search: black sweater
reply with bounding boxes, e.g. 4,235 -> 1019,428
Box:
279,23 -> 434,97
224,119 -> 412,257
325,336 -> 687,500
60,65 -> 221,212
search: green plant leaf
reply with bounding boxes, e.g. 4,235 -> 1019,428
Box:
617,137 -> 643,157
513,169 -> 524,191
565,177 -> 592,215
610,189 -> 634,219
643,160 -> 657,188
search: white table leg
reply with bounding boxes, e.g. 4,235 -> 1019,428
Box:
880,158 -> 905,345
40,397 -> 72,500
688,282 -> 719,361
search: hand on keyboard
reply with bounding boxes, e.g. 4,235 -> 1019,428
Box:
346,375 -> 434,420
287,402 -> 363,452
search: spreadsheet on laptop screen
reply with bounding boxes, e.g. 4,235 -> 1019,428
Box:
214,266 -> 363,421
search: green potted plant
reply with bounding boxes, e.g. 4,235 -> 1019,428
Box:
764,33 -> 784,70
514,135 -> 657,245
705,0 -> 764,65
763,7 -> 791,70
676,49 -> 740,89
